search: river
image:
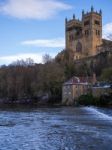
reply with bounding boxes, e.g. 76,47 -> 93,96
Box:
0,106 -> 112,150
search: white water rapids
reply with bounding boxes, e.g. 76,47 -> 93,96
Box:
0,106 -> 112,150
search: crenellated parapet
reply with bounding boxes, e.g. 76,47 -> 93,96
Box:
82,6 -> 102,17
65,16 -> 81,25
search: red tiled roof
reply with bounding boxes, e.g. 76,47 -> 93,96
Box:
64,76 -> 93,85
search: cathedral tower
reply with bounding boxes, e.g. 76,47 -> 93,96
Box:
65,15 -> 83,60
65,6 -> 102,60
82,6 -> 102,56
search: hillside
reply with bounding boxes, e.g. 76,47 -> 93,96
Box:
56,39 -> 112,78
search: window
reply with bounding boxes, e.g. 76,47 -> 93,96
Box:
69,34 -> 74,41
95,20 -> 100,25
76,31 -> 80,36
85,30 -> 89,36
76,42 -> 82,52
96,30 -> 100,36
98,30 -> 100,36
84,20 -> 90,26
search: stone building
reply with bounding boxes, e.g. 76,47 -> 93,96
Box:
62,76 -> 93,105
65,6 -> 102,60
92,83 -> 112,98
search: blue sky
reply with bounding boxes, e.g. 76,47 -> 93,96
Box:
0,0 -> 112,65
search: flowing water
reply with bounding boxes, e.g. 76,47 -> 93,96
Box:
0,106 -> 112,150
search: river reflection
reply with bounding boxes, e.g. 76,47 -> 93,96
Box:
0,106 -> 112,150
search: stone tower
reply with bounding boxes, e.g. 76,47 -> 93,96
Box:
65,6 -> 102,60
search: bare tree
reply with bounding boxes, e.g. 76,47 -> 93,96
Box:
107,34 -> 112,41
42,54 -> 52,64
10,58 -> 34,67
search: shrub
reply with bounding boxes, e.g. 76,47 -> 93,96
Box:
78,94 -> 93,105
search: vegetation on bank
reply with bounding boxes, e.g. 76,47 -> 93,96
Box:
0,53 -> 75,104
101,67 -> 112,82
78,94 -> 112,107
0,58 -> 65,104
0,47 -> 112,104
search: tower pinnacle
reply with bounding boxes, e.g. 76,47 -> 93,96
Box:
91,6 -> 94,12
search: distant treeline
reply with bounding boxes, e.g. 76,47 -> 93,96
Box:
0,57 -> 65,104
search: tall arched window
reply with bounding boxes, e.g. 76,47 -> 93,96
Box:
76,42 -> 82,52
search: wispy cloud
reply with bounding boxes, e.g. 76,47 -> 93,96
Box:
0,0 -> 71,19
0,52 -> 57,65
0,53 -> 42,65
103,23 -> 112,40
21,38 -> 65,48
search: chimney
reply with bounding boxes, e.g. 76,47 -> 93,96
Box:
92,73 -> 97,84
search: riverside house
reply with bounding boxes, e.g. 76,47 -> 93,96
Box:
62,76 -> 94,105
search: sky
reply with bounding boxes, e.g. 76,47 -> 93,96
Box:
0,0 -> 112,65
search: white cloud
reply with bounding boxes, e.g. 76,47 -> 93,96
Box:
0,0 -> 71,19
103,23 -> 112,40
21,38 -> 65,48
0,52 -> 57,65
0,53 -> 43,65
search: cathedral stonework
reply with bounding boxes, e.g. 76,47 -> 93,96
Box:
65,6 -> 102,60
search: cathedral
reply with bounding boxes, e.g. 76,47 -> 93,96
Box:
65,6 -> 102,60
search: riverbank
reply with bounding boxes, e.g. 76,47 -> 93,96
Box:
78,94 -> 112,107
0,101 -> 63,110
0,97 -> 61,106
0,93 -> 112,108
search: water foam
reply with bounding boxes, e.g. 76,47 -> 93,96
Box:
83,107 -> 112,121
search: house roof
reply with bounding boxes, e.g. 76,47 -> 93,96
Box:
64,76 -> 93,86
92,83 -> 112,89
